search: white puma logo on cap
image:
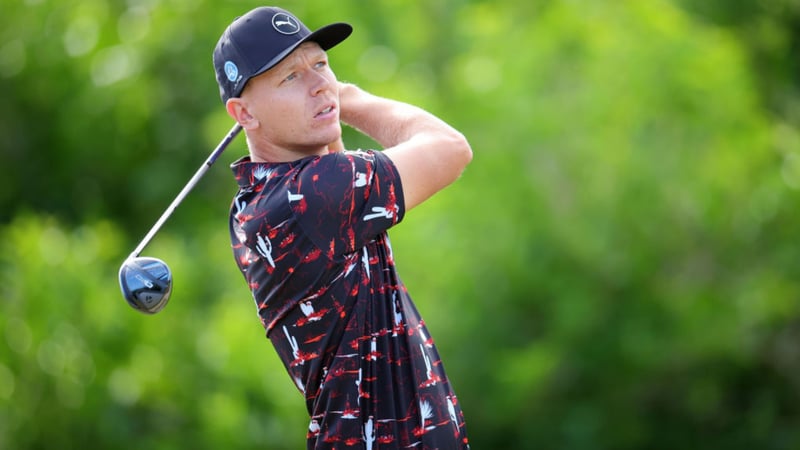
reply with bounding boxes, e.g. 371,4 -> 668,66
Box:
272,13 -> 300,35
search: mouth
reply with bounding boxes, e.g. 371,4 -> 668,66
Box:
315,104 -> 336,119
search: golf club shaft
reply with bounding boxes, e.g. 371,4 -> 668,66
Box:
129,123 -> 243,259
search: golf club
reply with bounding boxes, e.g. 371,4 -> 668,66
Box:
119,123 -> 242,314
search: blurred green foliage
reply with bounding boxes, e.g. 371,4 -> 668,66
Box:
2,0 -> 800,448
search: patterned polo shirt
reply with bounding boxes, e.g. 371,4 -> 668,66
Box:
229,150 -> 469,449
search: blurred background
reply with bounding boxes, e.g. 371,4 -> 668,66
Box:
2,0 -> 800,448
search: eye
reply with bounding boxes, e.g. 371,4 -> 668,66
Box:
284,72 -> 297,82
314,60 -> 328,70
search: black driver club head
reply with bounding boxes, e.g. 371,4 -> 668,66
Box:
118,256 -> 173,314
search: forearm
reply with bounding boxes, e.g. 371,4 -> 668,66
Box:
337,82 -> 463,149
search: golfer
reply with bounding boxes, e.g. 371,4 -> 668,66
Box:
214,6 -> 472,449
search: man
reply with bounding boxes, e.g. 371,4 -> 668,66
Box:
213,6 -> 472,449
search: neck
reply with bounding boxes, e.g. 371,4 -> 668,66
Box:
245,133 -> 329,163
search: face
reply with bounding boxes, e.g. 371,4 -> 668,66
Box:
236,42 -> 341,158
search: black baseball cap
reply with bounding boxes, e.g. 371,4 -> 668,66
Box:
213,6 -> 352,103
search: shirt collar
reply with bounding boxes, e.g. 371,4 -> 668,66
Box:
230,155 -> 313,188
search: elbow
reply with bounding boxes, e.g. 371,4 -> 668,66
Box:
451,131 -> 473,172
442,131 -> 472,186
438,128 -> 471,170
461,134 -> 473,167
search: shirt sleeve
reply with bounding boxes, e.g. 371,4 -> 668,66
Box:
289,150 -> 405,260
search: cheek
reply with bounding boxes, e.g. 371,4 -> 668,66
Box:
261,98 -> 304,136
257,94 -> 295,125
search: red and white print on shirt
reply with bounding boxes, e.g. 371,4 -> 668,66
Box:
230,150 -> 469,449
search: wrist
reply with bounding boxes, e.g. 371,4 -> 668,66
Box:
337,82 -> 357,104
337,82 -> 359,125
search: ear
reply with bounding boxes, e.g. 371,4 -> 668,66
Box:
225,98 -> 259,130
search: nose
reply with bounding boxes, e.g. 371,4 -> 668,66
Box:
309,69 -> 332,96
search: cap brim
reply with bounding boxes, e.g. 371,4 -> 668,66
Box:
252,22 -> 352,80
307,22 -> 353,51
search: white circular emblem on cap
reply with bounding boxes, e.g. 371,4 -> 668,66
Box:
272,13 -> 300,35
224,61 -> 239,82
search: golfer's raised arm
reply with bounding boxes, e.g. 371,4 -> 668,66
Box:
337,82 -> 472,211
